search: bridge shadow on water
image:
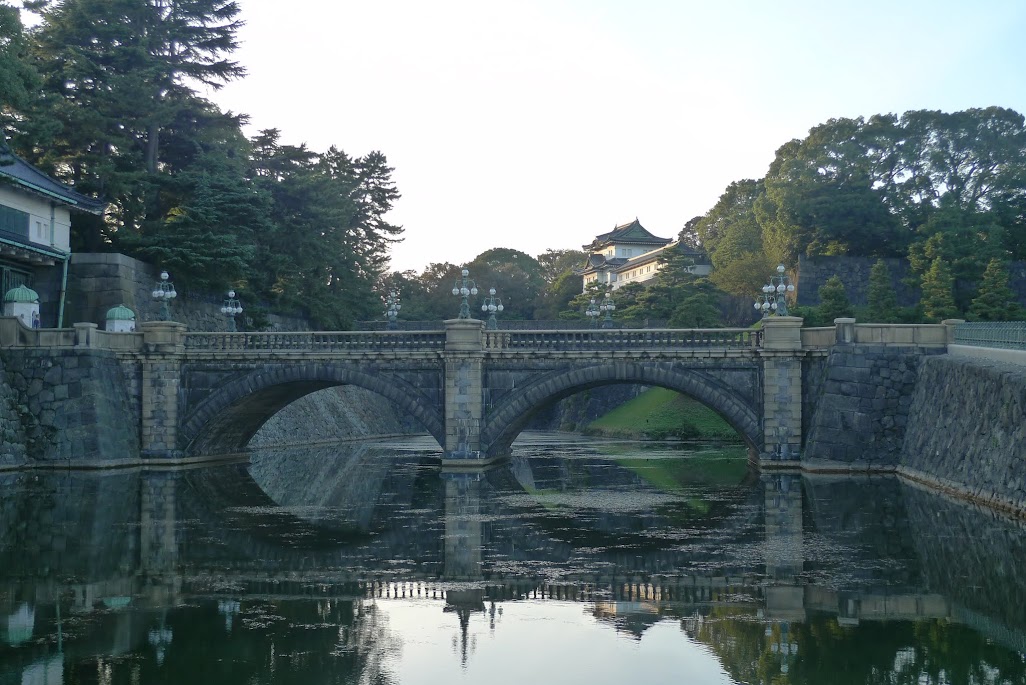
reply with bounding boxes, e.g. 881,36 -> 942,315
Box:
3,433 -> 1026,684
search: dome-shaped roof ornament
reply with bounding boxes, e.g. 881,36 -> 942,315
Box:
105,304 -> 136,321
3,284 -> 39,304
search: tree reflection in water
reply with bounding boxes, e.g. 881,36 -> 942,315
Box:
0,434 -> 1025,684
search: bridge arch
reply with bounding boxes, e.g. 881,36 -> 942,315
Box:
179,362 -> 445,455
480,362 -> 762,456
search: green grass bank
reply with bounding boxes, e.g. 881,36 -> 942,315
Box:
584,387 -> 741,442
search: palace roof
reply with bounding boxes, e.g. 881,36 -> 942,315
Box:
582,219 -> 672,252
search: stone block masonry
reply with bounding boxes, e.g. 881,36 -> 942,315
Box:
0,348 -> 139,463
803,344 -> 944,467
900,356 -> 1026,514
0,355 -> 28,466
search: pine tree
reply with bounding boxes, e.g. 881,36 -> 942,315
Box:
866,259 -> 899,322
816,275 -> 853,322
969,258 -> 1025,321
919,258 -> 960,322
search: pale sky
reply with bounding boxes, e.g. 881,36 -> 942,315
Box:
141,1 -> 1026,272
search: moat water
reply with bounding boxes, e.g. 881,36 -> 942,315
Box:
1,432 -> 1025,684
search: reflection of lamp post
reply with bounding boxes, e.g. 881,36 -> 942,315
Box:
755,264 -> 795,317
451,269 -> 478,319
218,599 -> 240,633
480,288 -> 503,330
585,298 -> 600,328
385,290 -> 401,330
600,291 -> 616,329
766,622 -> 799,675
220,290 -> 242,332
148,614 -> 173,666
151,271 -> 177,321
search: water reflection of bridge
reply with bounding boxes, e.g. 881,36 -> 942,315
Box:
4,446 -> 1026,658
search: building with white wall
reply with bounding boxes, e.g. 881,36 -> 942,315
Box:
577,219 -> 710,292
0,150 -> 105,326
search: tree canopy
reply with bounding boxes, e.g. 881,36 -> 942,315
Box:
2,0 -> 402,329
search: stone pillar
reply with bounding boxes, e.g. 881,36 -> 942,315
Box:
139,321 -> 187,458
443,319 -> 485,461
941,318 -> 965,345
760,316 -> 803,462
73,322 -> 98,348
834,317 -> 856,344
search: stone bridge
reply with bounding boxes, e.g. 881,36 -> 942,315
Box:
0,316 -> 959,465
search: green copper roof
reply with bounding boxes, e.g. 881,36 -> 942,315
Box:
583,219 -> 672,252
3,284 -> 39,303
105,304 -> 136,321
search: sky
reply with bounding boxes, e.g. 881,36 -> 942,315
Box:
194,1 -> 1024,272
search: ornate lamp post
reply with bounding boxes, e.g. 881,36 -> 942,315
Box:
220,290 -> 243,332
451,269 -> 478,319
755,264 -> 795,317
480,288 -> 504,330
151,270 -> 177,321
585,298 -> 601,328
600,291 -> 616,329
385,289 -> 401,330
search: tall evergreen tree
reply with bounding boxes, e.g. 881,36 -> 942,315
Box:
919,258 -> 960,322
27,0 -> 244,174
0,1 -> 44,144
969,259 -> 1025,321
248,129 -> 402,329
816,275 -> 854,323
866,260 -> 899,323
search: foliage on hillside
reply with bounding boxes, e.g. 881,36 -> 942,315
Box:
4,3 -> 1024,326
2,0 -> 400,328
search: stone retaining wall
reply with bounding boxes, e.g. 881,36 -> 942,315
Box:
900,356 -> 1026,512
251,386 -> 424,448
66,252 -> 309,332
0,349 -> 139,463
803,344 -> 944,466
0,355 -> 28,466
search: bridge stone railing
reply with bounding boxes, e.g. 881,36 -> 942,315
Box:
182,330 -> 447,353
953,321 -> 1026,350
483,328 -> 761,351
0,317 -> 143,351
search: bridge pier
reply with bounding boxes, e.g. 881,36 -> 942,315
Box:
759,317 -> 804,462
442,319 -> 489,463
139,322 -> 187,459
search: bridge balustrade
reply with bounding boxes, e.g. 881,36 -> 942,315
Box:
183,330 -> 447,353
484,328 -> 761,351
953,321 -> 1026,350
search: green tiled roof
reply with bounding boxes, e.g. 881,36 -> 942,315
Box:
3,284 -> 39,303
584,219 -> 671,251
105,304 -> 136,321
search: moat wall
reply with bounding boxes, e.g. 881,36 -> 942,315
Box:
802,344 -> 944,467
899,355 -> 1026,513
0,348 -> 139,464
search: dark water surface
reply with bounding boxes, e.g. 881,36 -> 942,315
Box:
1,432 -> 1025,684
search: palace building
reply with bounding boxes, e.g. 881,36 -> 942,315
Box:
1,149 -> 106,326
577,219 -> 710,292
